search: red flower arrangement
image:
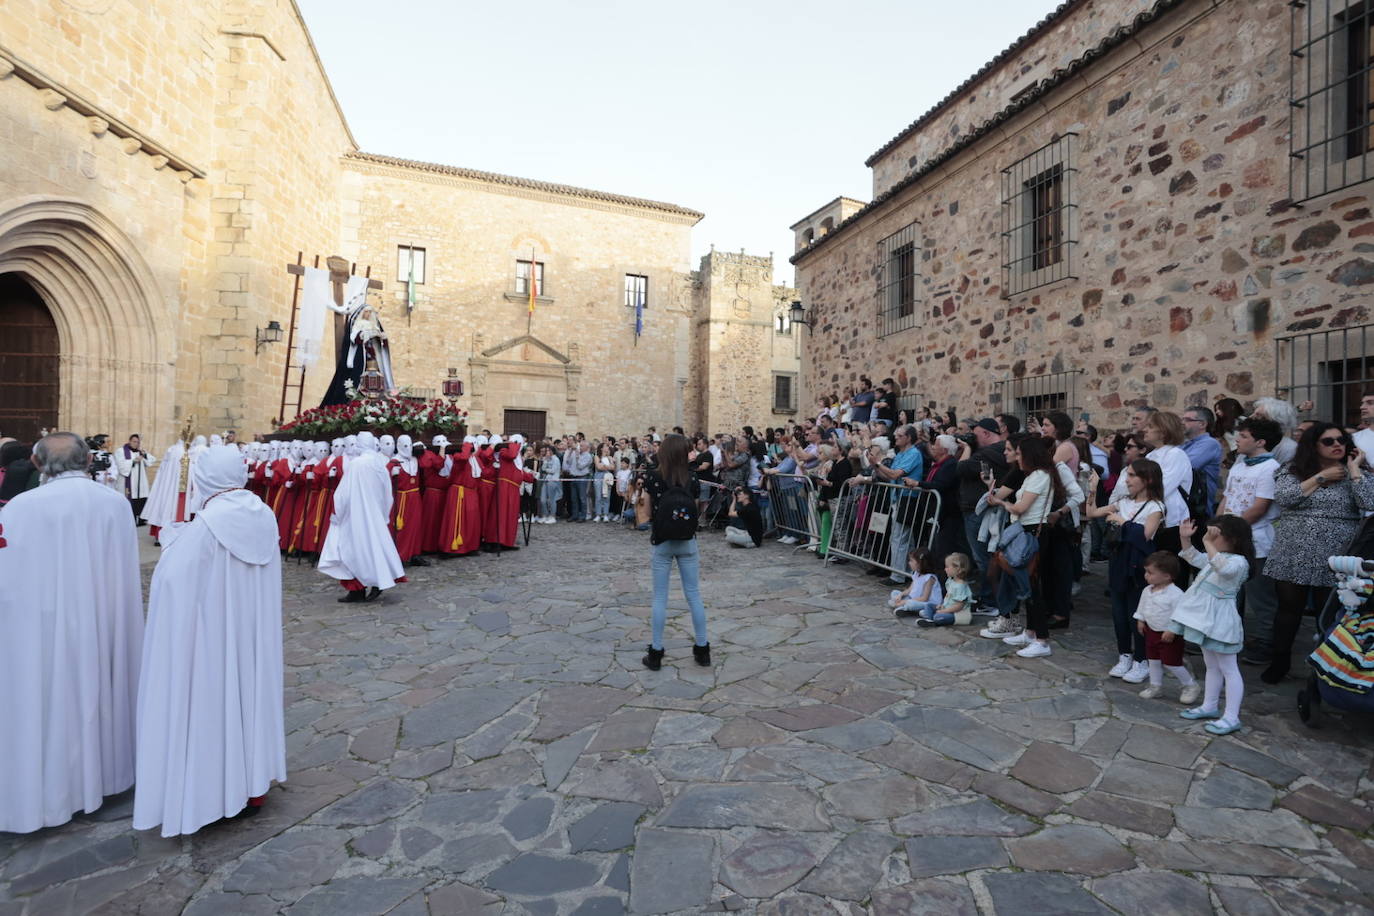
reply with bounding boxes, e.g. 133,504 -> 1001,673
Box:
276,396 -> 469,439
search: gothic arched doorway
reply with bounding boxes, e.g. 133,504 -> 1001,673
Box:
0,273 -> 58,442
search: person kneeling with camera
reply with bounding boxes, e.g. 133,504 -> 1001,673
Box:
724,487 -> 763,548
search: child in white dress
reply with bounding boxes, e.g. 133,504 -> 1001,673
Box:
890,548 -> 943,616
1168,516 -> 1254,735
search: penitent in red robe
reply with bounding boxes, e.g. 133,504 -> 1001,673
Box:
283,461 -> 313,554
418,449 -> 450,554
476,448 -> 498,545
296,458 -> 337,554
492,443 -> 535,548
267,458 -> 301,550
248,461 -> 269,502
390,460 -> 424,562
438,446 -> 481,556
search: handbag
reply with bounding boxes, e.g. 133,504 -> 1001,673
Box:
1103,502 -> 1147,551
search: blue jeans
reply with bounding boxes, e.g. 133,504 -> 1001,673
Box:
568,476 -> 588,520
888,518 -> 913,582
963,512 -> 992,605
539,482 -> 560,517
593,473 -> 611,517
897,598 -> 940,615
651,538 -> 708,649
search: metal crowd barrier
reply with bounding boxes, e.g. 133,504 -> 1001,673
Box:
762,472 -> 818,545
823,479 -> 941,576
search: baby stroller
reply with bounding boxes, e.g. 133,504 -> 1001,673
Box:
1297,515 -> 1374,725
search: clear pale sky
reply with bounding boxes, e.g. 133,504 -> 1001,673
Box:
298,0 -> 1054,284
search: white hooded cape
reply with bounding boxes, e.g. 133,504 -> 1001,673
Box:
140,441 -> 185,527
133,445 -> 286,836
0,472 -> 144,832
317,432 -> 404,588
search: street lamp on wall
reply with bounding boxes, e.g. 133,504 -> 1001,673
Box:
442,367 -> 464,398
789,300 -> 810,331
255,320 -> 283,354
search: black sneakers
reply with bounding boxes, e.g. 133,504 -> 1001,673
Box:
642,646 -> 665,671
693,643 -> 712,667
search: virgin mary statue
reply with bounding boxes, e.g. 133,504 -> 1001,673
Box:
320,290 -> 395,406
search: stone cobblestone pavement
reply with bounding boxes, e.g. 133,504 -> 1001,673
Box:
4,527 -> 1374,914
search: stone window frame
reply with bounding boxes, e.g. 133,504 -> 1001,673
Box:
1290,0 -> 1374,201
624,273 -> 649,310
875,220 -> 921,338
772,372 -> 798,414
505,259 -> 555,306
396,244 -> 426,285
775,311 -> 793,336
1000,133 -> 1079,298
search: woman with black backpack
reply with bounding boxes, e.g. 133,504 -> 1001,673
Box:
641,434 -> 710,671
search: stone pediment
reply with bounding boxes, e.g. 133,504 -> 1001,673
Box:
480,334 -> 570,365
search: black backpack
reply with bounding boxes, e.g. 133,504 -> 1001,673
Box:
652,480 -> 699,544
1179,469 -> 1209,523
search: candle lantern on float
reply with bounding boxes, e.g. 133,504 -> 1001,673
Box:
442,367 -> 463,399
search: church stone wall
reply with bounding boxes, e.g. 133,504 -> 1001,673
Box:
340,159 -> 699,437
797,0 -> 1368,431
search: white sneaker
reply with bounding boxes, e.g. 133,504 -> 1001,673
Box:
1138,684 -> 1163,699
1122,660 -> 1150,684
779,535 -> 798,545
1003,630 -> 1033,647
1016,641 -> 1053,658
1108,654 -> 1133,678
1071,581 -> 1082,597
980,616 -> 1021,639
970,604 -> 1000,617
1178,682 -> 1202,705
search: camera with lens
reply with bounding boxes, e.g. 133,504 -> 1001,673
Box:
85,436 -> 112,476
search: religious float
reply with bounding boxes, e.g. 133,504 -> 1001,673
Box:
270,389 -> 468,442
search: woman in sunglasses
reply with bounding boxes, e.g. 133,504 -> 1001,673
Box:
1260,422 -> 1374,683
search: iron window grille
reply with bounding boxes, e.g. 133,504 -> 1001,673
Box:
515,259 -> 544,296
397,245 -> 426,285
773,373 -> 797,412
1276,321 -> 1374,428
1290,0 -> 1374,201
1001,133 -> 1078,297
993,369 -> 1084,425
876,221 -> 920,338
624,274 -> 648,310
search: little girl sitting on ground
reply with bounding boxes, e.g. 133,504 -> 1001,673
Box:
917,553 -> 975,628
889,548 -> 942,616
1170,515 -> 1254,736
1133,551 -> 1201,704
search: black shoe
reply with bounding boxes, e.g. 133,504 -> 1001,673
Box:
916,618 -> 941,628
693,643 -> 711,667
642,646 -> 664,671
1260,661 -> 1289,684
408,556 -> 431,567
1240,651 -> 1270,666
338,590 -> 366,603
1047,615 -> 1070,630
868,567 -> 889,577
364,587 -> 382,602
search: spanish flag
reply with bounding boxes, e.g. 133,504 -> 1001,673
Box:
528,247 -> 537,314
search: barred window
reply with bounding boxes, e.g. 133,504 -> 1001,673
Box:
875,221 -> 920,338
624,273 -> 648,309
515,259 -> 544,296
993,369 -> 1084,426
1001,134 -> 1077,297
773,373 -> 797,412
1291,1 -> 1374,201
397,245 -> 425,285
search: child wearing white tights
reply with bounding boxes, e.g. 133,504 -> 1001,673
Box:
1133,551 -> 1200,704
1168,516 -> 1253,736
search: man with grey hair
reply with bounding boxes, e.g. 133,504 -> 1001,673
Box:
0,432 -> 144,832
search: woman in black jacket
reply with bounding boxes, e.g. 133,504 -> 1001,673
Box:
641,434 -> 710,671
913,434 -> 968,569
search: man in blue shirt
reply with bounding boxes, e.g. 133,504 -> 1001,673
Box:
1181,406 -> 1222,514
850,377 -> 876,424
874,425 -> 924,583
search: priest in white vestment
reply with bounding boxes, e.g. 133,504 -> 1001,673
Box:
133,444 -> 286,835
0,432 -> 144,833
318,431 -> 405,603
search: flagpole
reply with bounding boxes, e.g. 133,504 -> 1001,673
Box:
527,246 -> 536,335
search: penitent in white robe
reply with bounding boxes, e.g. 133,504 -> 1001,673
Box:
318,441 -> 404,589
140,441 -> 184,529
0,472 -> 144,833
133,456 -> 286,836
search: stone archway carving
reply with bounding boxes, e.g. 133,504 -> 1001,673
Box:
0,196 -> 173,443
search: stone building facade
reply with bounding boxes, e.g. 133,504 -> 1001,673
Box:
792,0 -> 1374,431
0,0 -> 798,446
